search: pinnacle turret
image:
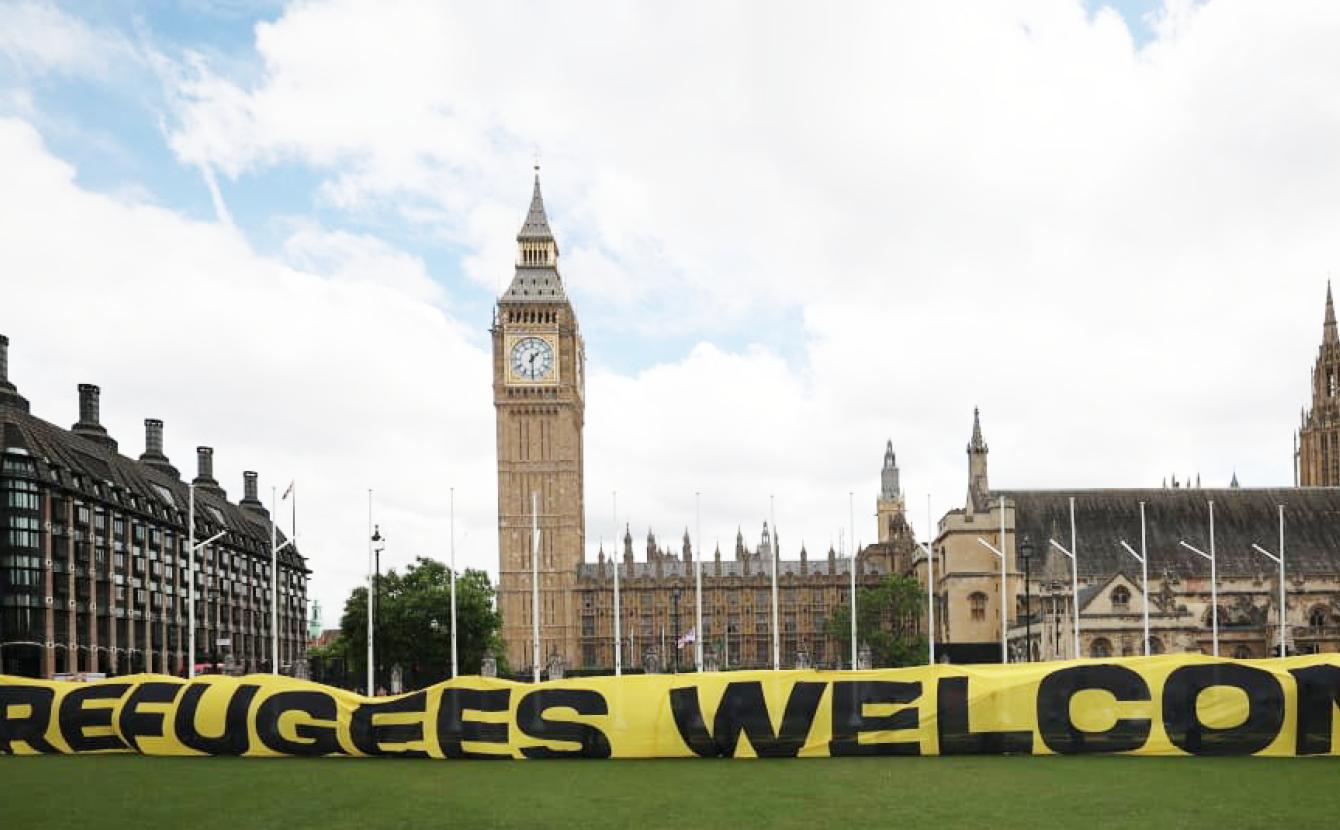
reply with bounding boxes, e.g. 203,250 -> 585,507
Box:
1325,280 -> 1337,346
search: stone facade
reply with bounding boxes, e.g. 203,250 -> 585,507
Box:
492,173 -> 587,673
928,407 -> 1340,663
0,342 -> 309,679
1298,282 -> 1340,486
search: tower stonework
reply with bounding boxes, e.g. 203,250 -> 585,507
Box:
1298,282 -> 1340,486
492,172 -> 586,673
876,440 -> 904,543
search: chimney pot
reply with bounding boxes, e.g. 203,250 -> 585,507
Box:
243,471 -> 259,502
196,446 -> 214,480
0,334 -> 8,384
144,418 -> 164,456
77,383 -> 101,426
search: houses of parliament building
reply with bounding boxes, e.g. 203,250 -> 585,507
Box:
492,173 -> 1340,674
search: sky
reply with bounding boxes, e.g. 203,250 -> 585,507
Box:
2,0 -> 1337,632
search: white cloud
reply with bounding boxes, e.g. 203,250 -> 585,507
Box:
0,117 -> 494,627
0,1 -> 136,77
7,0 -> 1340,624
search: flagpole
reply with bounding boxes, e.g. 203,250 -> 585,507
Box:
695,491 -> 703,671
450,486 -> 458,678
532,491 -> 540,683
366,489 -> 374,694
770,494 -> 779,671
188,484 -> 196,679
613,490 -> 621,677
271,485 -> 279,674
926,493 -> 935,664
1140,501 -> 1149,657
1070,496 -> 1079,659
849,491 -> 856,670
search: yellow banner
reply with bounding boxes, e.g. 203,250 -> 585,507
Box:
4,654 -> 1340,758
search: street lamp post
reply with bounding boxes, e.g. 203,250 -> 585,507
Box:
371,524 -> 384,692
672,588 -> 681,673
1020,534 -> 1034,662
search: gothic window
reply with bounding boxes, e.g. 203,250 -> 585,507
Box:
1329,368 -> 1337,397
1309,607 -> 1329,629
1090,638 -> 1112,658
1148,636 -> 1164,655
969,592 -> 987,622
1233,646 -> 1252,659
1111,586 -> 1131,612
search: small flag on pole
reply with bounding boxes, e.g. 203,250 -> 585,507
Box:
281,480 -> 294,500
677,628 -> 696,648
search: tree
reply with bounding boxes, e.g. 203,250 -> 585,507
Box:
339,557 -> 505,689
825,574 -> 927,668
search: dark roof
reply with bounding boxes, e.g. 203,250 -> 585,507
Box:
1002,488 -> 1340,579
500,265 -> 567,304
517,174 -> 555,241
0,399 -> 307,572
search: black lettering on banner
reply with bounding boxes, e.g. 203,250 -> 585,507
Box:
936,676 -> 1033,755
59,683 -> 131,752
1036,665 -> 1151,754
670,680 -> 825,758
829,681 -> 921,757
516,689 -> 612,759
255,690 -> 346,757
173,682 -> 260,756
1163,663 -> 1284,756
0,685 -> 59,754
350,692 -> 428,758
436,688 -> 511,759
1289,665 -> 1340,756
118,681 -> 184,753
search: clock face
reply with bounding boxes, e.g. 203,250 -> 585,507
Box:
510,336 -> 555,381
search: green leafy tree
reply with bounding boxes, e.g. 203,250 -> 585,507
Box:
825,574 -> 928,667
339,558 -> 505,687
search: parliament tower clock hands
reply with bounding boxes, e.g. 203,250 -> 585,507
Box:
492,169 -> 586,675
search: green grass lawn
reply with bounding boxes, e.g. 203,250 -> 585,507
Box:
0,755 -> 1331,829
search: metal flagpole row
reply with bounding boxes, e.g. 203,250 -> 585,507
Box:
925,494 -> 934,664
848,492 -> 856,670
532,491 -> 541,683
612,491 -> 621,677
1118,501 -> 1150,657
1251,505 -> 1287,658
1047,495 -> 1080,659
695,491 -> 703,672
1179,500 -> 1219,657
186,484 -> 225,679
770,495 -> 779,671
366,489 -> 374,694
975,495 -> 1009,663
449,486 -> 458,678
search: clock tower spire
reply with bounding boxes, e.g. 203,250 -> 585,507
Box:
492,168 -> 586,674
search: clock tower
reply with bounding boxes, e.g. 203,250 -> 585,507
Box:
492,170 -> 586,673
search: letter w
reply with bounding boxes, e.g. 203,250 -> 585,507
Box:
670,681 -> 825,758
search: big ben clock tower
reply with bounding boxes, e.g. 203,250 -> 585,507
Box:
492,169 -> 586,673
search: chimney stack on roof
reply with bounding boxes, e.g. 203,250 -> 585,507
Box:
72,383 -> 116,450
193,446 -> 225,497
0,335 -> 29,412
240,471 -> 267,513
138,418 -> 179,478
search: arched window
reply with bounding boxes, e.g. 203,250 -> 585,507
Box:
1148,636 -> 1164,655
1111,586 -> 1131,612
969,592 -> 988,622
1090,638 -> 1112,658
1309,607 -> 1329,629
1233,646 -> 1252,659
